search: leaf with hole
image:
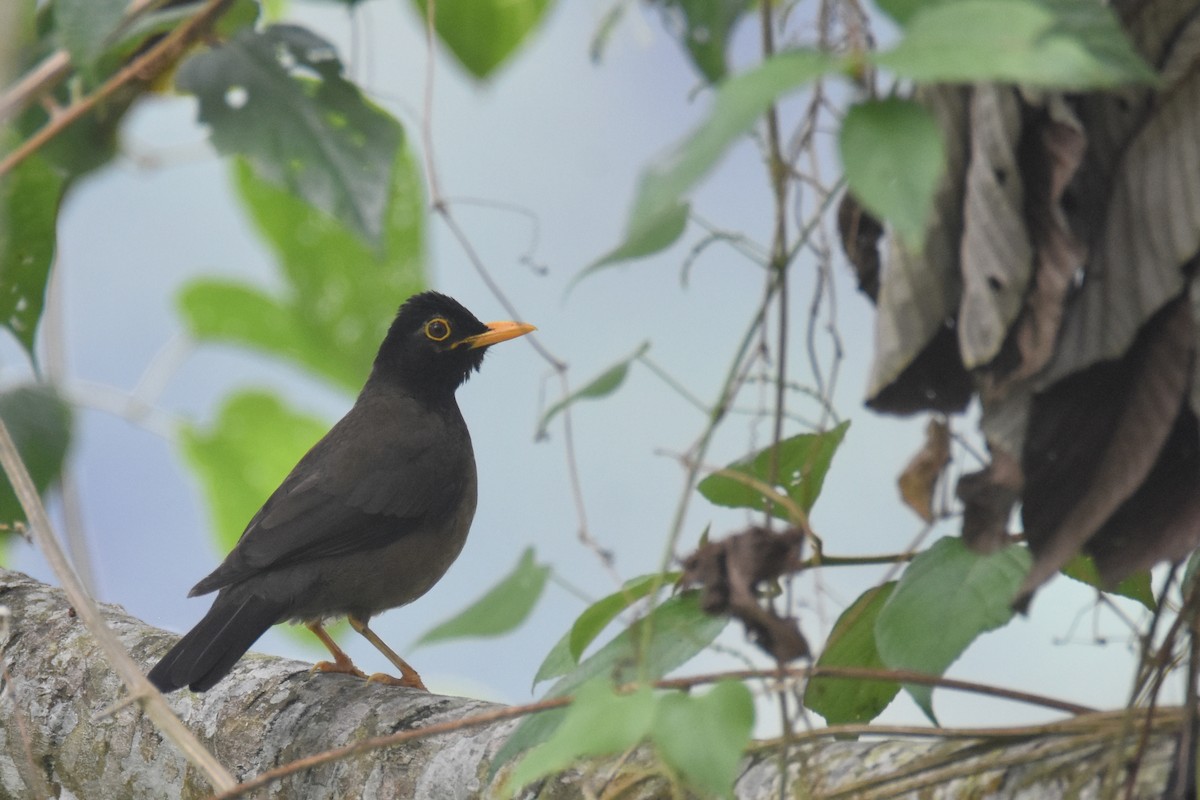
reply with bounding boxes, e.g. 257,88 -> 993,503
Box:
698,421 -> 849,520
176,24 -> 403,246
414,547 -> 549,646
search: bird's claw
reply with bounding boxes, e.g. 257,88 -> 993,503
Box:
310,660 -> 368,680
365,671 -> 428,691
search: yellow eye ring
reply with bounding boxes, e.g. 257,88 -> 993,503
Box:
424,318 -> 451,341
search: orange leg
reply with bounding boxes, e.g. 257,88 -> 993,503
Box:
307,621 -> 367,679
349,615 -> 428,691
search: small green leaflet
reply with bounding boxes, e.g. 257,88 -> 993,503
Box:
537,343 -> 649,437
653,0 -> 753,83
804,583 -> 900,725
875,537 -> 1030,722
414,547 -> 549,646
1061,554 -> 1155,611
582,49 -> 840,284
55,0 -> 126,73
568,572 -> 680,662
411,0 -> 554,79
698,421 -> 849,520
839,99 -> 944,251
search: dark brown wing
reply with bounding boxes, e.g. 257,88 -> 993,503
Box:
191,394 -> 471,596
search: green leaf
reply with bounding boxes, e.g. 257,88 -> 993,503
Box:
415,547 -> 549,646
804,583 -> 900,725
178,142 -> 424,392
504,680 -> 657,797
537,343 -> 649,436
179,390 -> 328,554
577,202 -> 689,285
655,0 -> 752,83
873,0 -> 1157,89
532,630 -> 576,688
493,591 -> 727,777
839,99 -> 944,250
0,385 -> 73,526
698,420 -> 849,520
1061,554 -> 1155,611
585,49 -> 839,283
55,0 -> 126,72
874,0 -> 951,26
569,572 -> 681,661
875,538 -> 1030,721
411,0 -> 554,79
0,145 -> 63,359
176,24 -> 403,246
652,681 -> 754,799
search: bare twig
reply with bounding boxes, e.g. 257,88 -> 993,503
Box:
0,419 -> 237,791
0,0 -> 239,178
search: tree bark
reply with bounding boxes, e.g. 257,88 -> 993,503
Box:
0,568 -> 1179,798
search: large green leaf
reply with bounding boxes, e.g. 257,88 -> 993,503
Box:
504,680 -> 658,797
179,390 -> 328,554
584,49 -> 839,283
698,420 -> 849,520
839,99 -> 944,250
176,24 -> 402,246
875,537 -> 1030,721
411,0 -> 554,79
55,0 -> 126,72
652,681 -> 754,799
0,385 -> 73,527
873,0 -> 1156,89
414,547 -> 549,646
537,343 -> 649,436
804,583 -> 900,725
493,591 -> 727,777
0,146 -> 63,359
178,143 -> 424,392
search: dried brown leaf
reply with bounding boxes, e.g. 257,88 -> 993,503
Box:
898,418 -> 951,523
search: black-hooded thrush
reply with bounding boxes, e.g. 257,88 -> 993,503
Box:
148,292 -> 535,693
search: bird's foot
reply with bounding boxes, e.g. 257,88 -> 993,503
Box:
310,660 -> 368,679
365,671 -> 428,691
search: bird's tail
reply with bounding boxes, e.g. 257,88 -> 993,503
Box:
147,593 -> 284,693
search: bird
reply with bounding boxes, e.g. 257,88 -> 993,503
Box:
147,291 -> 535,693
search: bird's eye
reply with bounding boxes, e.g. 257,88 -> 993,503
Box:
424,318 -> 451,342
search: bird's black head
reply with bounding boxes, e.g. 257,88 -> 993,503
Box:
369,291 -> 535,396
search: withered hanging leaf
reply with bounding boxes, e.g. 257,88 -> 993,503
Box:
866,85 -> 972,414
957,448 -> 1023,554
837,193 -> 882,303
1040,65 -> 1200,387
1018,296 -> 1193,608
898,418 -> 951,523
989,98 -> 1088,392
957,86 -> 1033,370
680,526 -> 808,662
